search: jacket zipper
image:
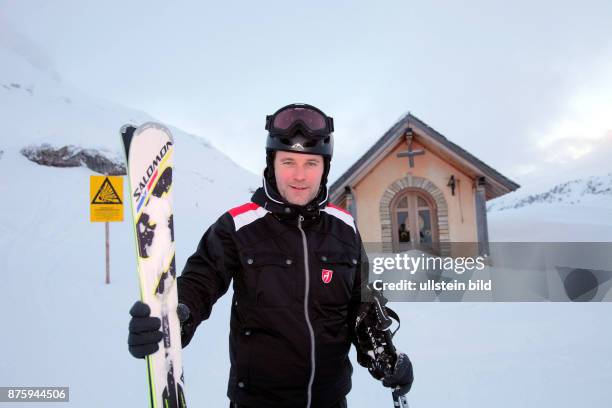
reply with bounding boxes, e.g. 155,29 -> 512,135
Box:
297,215 -> 315,408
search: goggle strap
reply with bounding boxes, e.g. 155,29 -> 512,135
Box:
265,115 -> 273,131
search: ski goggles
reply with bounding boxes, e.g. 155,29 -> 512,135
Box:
265,104 -> 334,136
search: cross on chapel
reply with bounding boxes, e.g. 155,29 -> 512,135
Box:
396,128 -> 425,168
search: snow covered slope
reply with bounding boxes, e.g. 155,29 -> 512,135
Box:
0,30 -> 259,407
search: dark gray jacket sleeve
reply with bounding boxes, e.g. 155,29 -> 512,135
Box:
177,212 -> 238,347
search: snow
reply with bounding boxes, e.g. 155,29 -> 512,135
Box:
488,173 -> 612,242
1,32 -> 611,408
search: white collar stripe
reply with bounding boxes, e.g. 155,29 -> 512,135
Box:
232,206 -> 269,231
322,206 -> 356,233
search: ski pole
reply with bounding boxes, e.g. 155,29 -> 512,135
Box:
392,385 -> 409,407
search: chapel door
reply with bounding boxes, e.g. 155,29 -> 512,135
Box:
392,190 -> 437,252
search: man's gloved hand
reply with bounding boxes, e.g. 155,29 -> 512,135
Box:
382,352 -> 414,394
128,301 -> 163,358
128,301 -> 193,358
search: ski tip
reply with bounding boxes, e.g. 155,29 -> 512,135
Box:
120,124 -> 137,136
134,122 -> 175,143
120,124 -> 137,159
120,122 -> 175,160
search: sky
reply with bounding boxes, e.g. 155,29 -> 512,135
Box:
2,0 -> 612,186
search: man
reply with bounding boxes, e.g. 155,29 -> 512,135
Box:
128,103 -> 413,407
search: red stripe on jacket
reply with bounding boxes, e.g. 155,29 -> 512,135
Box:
228,202 -> 261,217
327,203 -> 351,215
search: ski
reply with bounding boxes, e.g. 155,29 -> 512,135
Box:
121,122 -> 187,408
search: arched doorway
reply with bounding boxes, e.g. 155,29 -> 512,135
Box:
390,189 -> 438,252
379,176 -> 449,254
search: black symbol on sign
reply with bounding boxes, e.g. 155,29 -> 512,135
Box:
92,177 -> 122,204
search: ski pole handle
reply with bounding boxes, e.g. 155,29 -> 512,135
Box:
373,296 -> 393,331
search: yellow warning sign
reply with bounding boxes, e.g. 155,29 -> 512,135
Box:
90,176 -> 123,222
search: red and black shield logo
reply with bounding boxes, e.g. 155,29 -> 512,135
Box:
321,269 -> 333,284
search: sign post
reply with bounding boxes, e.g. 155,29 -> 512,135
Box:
90,175 -> 123,284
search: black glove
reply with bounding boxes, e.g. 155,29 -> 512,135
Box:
127,301 -> 192,358
382,352 -> 413,394
128,301 -> 163,358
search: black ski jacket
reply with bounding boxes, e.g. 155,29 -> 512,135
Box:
177,184 -> 372,408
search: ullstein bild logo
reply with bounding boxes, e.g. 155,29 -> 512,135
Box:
322,269 -> 333,284
133,141 -> 173,201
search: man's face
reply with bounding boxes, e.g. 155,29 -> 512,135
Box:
274,151 -> 324,206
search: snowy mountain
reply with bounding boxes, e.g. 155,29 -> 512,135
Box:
1,28 -> 611,408
489,173 -> 612,211
488,173 -> 612,241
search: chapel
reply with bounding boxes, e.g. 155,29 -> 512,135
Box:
329,113 -> 520,256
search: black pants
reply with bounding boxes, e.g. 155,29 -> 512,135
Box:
229,397 -> 348,408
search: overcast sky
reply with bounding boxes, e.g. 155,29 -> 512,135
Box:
3,0 -> 612,186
